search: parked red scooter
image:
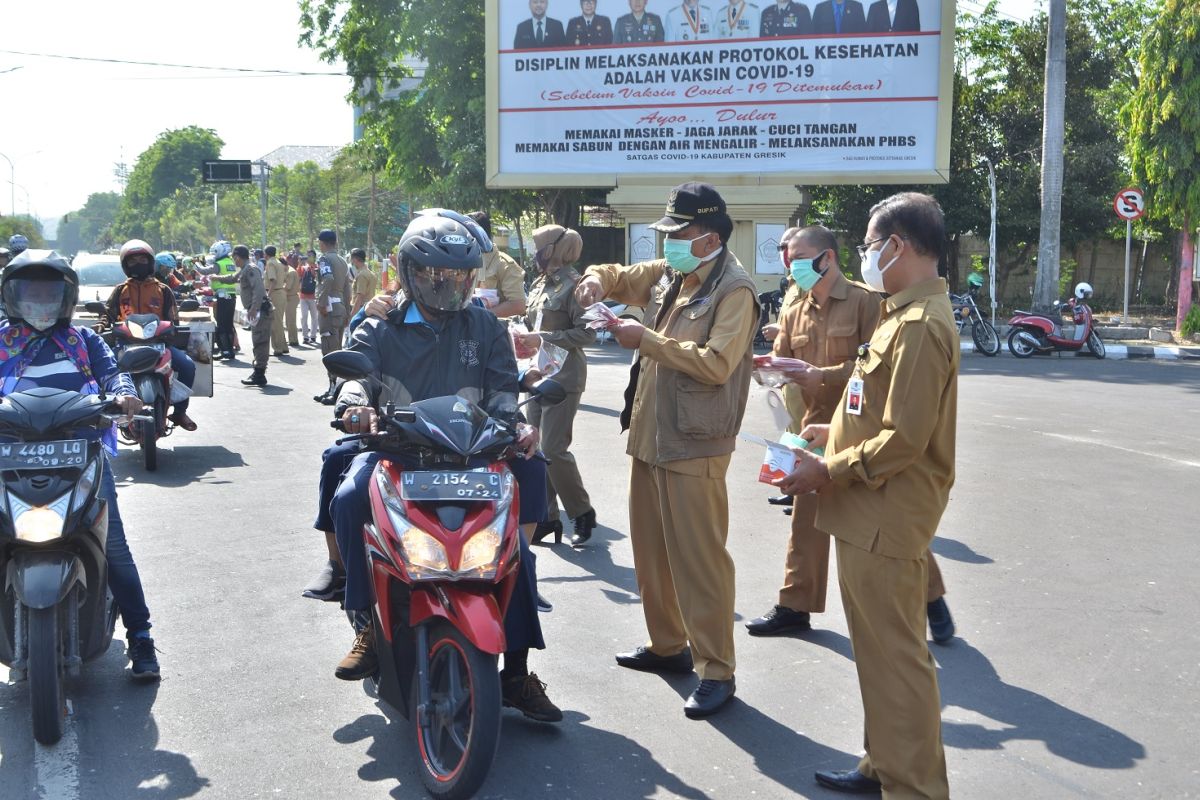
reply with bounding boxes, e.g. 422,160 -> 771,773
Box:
1007,281 -> 1106,359
325,350 -> 566,800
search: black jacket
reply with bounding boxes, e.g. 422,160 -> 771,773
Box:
811,0 -> 867,34
866,0 -> 920,32
336,301 -> 520,423
513,17 -> 567,48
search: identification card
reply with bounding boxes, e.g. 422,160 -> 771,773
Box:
846,378 -> 864,415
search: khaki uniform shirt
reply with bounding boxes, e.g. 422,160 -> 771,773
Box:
773,270 -> 880,428
478,250 -> 527,307
524,268 -> 594,393
239,263 -> 267,311
284,266 -> 300,300
781,278 -> 804,311
587,254 -> 758,475
817,278 -> 959,560
316,251 -> 351,321
353,268 -> 379,302
264,257 -> 288,295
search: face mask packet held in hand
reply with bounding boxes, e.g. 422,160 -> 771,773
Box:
581,302 -> 621,331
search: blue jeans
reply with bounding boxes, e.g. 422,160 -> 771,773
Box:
169,346 -> 195,415
99,459 -> 151,636
332,451 -> 544,651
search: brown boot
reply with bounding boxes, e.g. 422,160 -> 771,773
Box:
334,623 -> 378,681
501,672 -> 563,722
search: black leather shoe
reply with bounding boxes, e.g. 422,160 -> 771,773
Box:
615,645 -> 693,674
767,494 -> 795,506
927,596 -> 955,644
746,605 -> 811,636
241,370 -> 267,387
570,508 -> 596,547
531,520 -> 563,545
783,506 -> 793,516
684,677 -> 735,719
814,769 -> 882,794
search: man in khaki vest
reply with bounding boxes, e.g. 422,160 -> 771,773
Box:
264,246 -> 290,355
468,211 -> 528,318
776,192 -> 954,798
577,183 -> 757,720
314,229 -> 351,403
283,258 -> 301,346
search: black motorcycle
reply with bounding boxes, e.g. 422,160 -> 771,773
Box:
0,384 -> 142,744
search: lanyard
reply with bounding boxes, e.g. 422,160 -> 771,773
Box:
682,2 -> 701,35
726,1 -> 746,31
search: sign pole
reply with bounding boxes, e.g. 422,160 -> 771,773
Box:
987,158 -> 998,327
1123,218 -> 1132,324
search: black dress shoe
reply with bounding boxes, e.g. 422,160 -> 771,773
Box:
531,520 -> 563,545
767,494 -> 795,506
746,605 -> 812,636
684,677 -> 735,719
927,596 -> 956,644
783,506 -> 793,516
814,769 -> 882,794
570,508 -> 596,547
615,645 -> 693,674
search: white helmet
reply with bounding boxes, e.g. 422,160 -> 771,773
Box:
1074,282 -> 1093,300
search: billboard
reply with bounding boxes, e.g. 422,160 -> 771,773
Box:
486,0 -> 955,188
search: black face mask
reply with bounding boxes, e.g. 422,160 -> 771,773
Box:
126,261 -> 154,281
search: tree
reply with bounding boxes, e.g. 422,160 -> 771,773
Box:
1033,0 -> 1067,313
0,217 -> 45,249
115,126 -> 224,243
1124,0 -> 1200,329
56,191 -> 121,254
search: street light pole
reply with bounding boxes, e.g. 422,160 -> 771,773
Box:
980,156 -> 999,327
0,152 -> 14,217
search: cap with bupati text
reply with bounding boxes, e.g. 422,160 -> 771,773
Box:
649,182 -> 727,233
317,229 -> 337,243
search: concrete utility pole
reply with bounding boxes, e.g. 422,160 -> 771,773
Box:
1034,0 -> 1067,313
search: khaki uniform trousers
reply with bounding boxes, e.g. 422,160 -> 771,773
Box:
837,539 -> 949,799
780,494 -> 946,611
285,294 -> 300,343
526,391 -> 591,520
251,311 -> 272,370
629,456 -> 735,680
269,290 -> 288,351
319,310 -> 347,356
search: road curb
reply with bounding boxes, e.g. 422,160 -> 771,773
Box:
960,340 -> 1200,360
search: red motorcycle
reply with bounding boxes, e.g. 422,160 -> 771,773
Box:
1007,281 -> 1106,359
325,350 -> 565,800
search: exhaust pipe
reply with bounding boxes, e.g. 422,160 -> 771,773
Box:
1016,330 -> 1044,350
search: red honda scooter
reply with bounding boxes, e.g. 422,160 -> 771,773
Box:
1007,281 -> 1105,359
325,350 -> 565,800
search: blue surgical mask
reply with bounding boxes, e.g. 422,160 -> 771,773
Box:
662,236 -> 706,274
789,251 -> 827,291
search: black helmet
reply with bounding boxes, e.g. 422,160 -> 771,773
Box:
2,249 -> 79,331
397,209 -> 493,315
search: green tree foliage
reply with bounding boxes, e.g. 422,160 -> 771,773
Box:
56,192 -> 121,254
0,216 -> 46,250
115,126 -> 224,242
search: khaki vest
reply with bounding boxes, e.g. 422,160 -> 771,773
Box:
638,252 -> 757,463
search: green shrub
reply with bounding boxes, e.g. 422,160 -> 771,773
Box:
1182,305 -> 1200,337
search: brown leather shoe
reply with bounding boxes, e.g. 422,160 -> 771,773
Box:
334,623 -> 378,681
501,672 -> 563,722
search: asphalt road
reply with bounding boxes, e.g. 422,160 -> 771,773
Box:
1,341 -> 1197,799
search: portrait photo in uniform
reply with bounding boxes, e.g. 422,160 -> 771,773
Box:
760,0 -> 812,36
566,0 -> 615,45
811,0 -> 867,34
716,0 -> 761,39
665,0 -> 716,41
514,0 -> 568,48
614,0 -> 665,42
866,0 -> 921,32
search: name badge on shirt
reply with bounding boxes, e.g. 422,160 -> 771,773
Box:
846,377 -> 864,415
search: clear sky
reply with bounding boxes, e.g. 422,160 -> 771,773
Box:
1,0 -> 1045,225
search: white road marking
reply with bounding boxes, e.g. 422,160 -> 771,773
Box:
34,709 -> 80,800
983,420 -> 1200,469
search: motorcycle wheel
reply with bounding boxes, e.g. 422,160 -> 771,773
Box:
972,320 -> 1002,356
413,620 -> 501,800
140,415 -> 158,472
28,606 -> 64,745
1008,328 -> 1038,359
1087,330 -> 1106,359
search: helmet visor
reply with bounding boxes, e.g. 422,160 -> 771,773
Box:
4,279 -> 70,330
407,265 -> 476,312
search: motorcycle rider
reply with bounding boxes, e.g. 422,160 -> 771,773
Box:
7,234 -> 29,258
0,247 -> 10,269
328,210 -> 563,722
0,250 -> 160,680
103,240 -> 198,431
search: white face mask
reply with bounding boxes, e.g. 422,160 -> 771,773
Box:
860,238 -> 900,292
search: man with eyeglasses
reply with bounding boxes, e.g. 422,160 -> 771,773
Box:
774,192 -> 955,798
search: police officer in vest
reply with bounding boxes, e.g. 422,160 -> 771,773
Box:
576,183 -> 758,719
314,229 -> 351,403
200,240 -> 239,360
614,0 -> 665,42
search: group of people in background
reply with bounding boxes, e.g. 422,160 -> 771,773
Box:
512,0 -> 922,48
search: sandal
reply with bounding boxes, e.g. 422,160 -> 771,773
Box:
169,412 -> 197,432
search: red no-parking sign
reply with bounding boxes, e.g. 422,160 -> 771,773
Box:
1113,187 -> 1146,221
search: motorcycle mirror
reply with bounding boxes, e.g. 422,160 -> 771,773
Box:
178,299 -> 200,313
84,301 -> 106,316
530,378 -> 568,408
323,350 -> 373,381
117,346 -> 162,374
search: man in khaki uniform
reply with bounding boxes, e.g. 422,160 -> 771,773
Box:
349,248 -> 378,318
577,183 -> 757,720
284,259 -> 301,346
231,244 -> 271,387
315,229 -> 351,403
776,193 -> 954,798
264,246 -> 290,355
747,225 -> 954,641
469,211 -> 528,318
760,227 -> 804,442
517,225 -> 597,546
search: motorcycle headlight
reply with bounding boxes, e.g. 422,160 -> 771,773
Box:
125,321 -> 144,340
71,457 -> 101,513
141,323 -> 157,340
375,469 -> 451,578
11,491 -> 70,543
458,528 -> 502,576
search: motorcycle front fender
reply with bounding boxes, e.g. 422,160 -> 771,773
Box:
7,551 -> 86,610
410,589 -> 506,655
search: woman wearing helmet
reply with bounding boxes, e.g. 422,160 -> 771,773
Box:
7,234 -> 29,257
0,250 -> 161,680
324,210 -> 563,721
104,240 -> 197,431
